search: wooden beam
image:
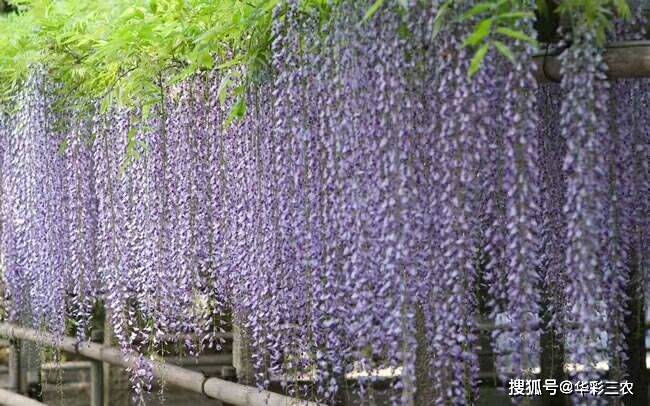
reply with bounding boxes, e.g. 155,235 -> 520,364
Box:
0,388 -> 45,406
0,323 -> 322,406
533,41 -> 650,82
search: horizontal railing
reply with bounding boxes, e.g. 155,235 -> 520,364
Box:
0,388 -> 45,406
0,323 -> 320,406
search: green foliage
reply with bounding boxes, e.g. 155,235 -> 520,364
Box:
0,0 -> 635,110
0,0 -> 288,116
363,0 -> 385,22
449,0 -> 632,77
556,0 -> 631,43
456,0 -> 537,77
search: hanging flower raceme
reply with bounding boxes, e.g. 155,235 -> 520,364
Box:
424,2 -> 489,402
0,112 -> 7,319
537,81 -> 568,379
498,3 -> 543,384
62,111 -> 100,341
560,26 -> 611,391
1,75 -> 68,336
602,4 -> 649,380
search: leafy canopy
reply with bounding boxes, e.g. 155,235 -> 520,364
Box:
0,0 -> 294,114
0,0 -> 635,111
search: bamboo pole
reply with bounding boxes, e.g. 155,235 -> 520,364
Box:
0,323 -> 321,406
0,388 -> 44,406
533,41 -> 650,82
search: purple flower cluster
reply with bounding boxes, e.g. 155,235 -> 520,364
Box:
1,75 -> 68,336
552,7 -> 648,400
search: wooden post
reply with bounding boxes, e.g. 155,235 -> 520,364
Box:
8,338 -> 21,392
232,322 -> 254,386
90,359 -> 103,406
414,305 -> 433,405
624,251 -> 648,406
102,318 -> 130,406
539,318 -> 567,406
87,329 -> 104,406
20,340 -> 41,400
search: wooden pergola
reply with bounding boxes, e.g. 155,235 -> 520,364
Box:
534,41 -> 650,81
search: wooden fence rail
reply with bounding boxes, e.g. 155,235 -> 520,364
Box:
0,388 -> 44,406
0,323 -> 320,406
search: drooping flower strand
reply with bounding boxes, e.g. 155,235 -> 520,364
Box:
500,5 -> 543,384
307,1 -> 359,400
481,62 -> 511,384
163,82 -> 213,352
424,11 -> 478,406
62,111 -> 99,341
189,75 -> 229,352
603,8 -> 649,380
94,109 -> 128,351
560,26 -> 610,390
634,81 -> 650,325
242,83 -> 278,390
93,109 -> 153,399
536,82 -> 567,379
601,79 -> 636,381
627,1 -> 650,326
0,112 -> 7,314
262,0 -> 312,396
1,75 -> 67,336
363,4 -> 424,402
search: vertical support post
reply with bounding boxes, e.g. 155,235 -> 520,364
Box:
90,359 -> 104,406
18,340 -> 41,400
232,322 -> 254,386
414,305 -> 433,405
89,329 -> 104,406
8,338 -> 21,393
102,316 -> 130,406
540,323 -> 567,406
624,251 -> 648,406
102,318 -> 111,406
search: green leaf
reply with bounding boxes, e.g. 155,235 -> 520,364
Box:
432,1 -> 451,39
225,97 -> 247,127
494,11 -> 535,20
469,42 -> 490,78
58,139 -> 69,155
614,0 -> 631,19
397,0 -> 409,10
495,27 -> 536,44
362,0 -> 385,23
461,3 -> 495,20
493,40 -> 515,64
217,75 -> 232,106
463,18 -> 493,47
